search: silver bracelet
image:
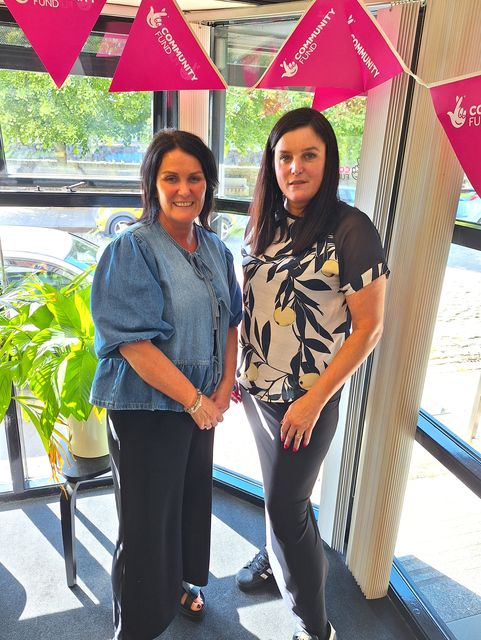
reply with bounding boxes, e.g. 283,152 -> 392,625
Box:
184,389 -> 203,414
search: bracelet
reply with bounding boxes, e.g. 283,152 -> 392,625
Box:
184,389 -> 203,414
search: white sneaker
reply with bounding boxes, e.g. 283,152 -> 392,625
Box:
293,622 -> 336,640
293,631 -> 318,640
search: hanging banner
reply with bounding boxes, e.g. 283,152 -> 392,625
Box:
109,0 -> 227,92
254,0 -> 404,111
4,0 -> 106,88
254,0 -> 360,91
313,0 -> 405,109
430,72 -> 481,197
313,0 -> 404,109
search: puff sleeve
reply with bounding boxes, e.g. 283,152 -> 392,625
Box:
91,232 -> 174,359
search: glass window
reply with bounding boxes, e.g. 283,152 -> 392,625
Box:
421,242 -> 481,453
214,18 -> 365,204
0,420 -> 12,490
0,213 -> 106,485
456,177 -> 481,225
0,9 -> 151,494
20,410 -> 55,484
395,443 -> 481,639
398,178 -> 481,636
221,87 -> 314,198
212,211 -> 262,482
0,211 -> 107,285
0,19 -> 151,188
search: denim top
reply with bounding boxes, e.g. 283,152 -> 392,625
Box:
90,220 -> 242,411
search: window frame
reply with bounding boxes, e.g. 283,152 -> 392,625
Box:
393,225 -> 481,640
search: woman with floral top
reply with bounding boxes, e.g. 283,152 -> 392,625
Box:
236,108 -> 389,640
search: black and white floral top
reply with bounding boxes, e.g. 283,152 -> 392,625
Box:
239,203 -> 389,402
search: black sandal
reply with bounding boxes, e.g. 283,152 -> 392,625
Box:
179,585 -> 206,621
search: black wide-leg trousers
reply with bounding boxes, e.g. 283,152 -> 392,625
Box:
242,390 -> 340,640
107,409 -> 215,640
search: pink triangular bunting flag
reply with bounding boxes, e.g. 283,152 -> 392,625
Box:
430,72 -> 481,197
312,0 -> 404,110
346,0 -> 404,90
312,86 -> 361,111
255,0 -> 360,90
110,0 -> 227,92
4,0 -> 106,88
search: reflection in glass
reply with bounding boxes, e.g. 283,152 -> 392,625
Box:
421,243 -> 481,453
396,443 -> 481,639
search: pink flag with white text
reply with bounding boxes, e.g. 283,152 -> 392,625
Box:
430,72 -> 481,197
4,0 -> 106,88
313,0 -> 404,109
253,0 -> 404,110
255,1 -> 360,90
109,0 -> 227,92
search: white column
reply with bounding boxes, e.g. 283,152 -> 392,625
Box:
178,23 -> 211,145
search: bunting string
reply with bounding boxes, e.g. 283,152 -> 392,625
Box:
2,0 -> 481,194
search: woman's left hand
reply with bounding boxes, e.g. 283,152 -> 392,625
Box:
280,394 -> 324,452
210,381 -> 233,415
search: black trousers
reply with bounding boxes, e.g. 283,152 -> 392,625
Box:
107,409 -> 215,640
242,389 -> 340,640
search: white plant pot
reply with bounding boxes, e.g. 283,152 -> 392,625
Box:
68,411 -> 109,458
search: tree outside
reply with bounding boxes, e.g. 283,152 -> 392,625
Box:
222,87 -> 366,197
0,70 -> 365,188
0,70 -> 152,173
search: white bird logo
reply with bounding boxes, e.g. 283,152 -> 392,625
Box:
447,95 -> 467,128
280,60 -> 298,78
147,6 -> 167,29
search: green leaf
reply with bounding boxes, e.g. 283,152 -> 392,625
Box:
60,348 -> 97,420
46,292 -> 83,336
29,353 -> 63,412
0,365 -> 14,422
73,291 -> 94,338
29,304 -> 54,330
14,398 -> 50,453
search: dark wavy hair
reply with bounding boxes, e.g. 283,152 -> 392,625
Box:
138,129 -> 218,229
248,107 -> 340,256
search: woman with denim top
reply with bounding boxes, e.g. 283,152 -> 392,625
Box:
90,130 -> 242,640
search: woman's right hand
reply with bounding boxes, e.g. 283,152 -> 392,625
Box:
191,394 -> 224,430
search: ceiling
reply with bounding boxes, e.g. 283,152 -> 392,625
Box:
105,0 -> 256,11
103,0 -> 311,16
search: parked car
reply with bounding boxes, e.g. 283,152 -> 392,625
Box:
338,184 -> 356,205
96,207 -> 142,237
456,190 -> 481,224
0,226 -> 101,288
96,207 -> 237,239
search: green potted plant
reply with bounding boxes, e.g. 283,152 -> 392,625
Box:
0,267 -> 108,477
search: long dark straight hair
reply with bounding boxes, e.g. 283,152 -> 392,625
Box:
138,129 -> 218,229
248,107 -> 340,256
